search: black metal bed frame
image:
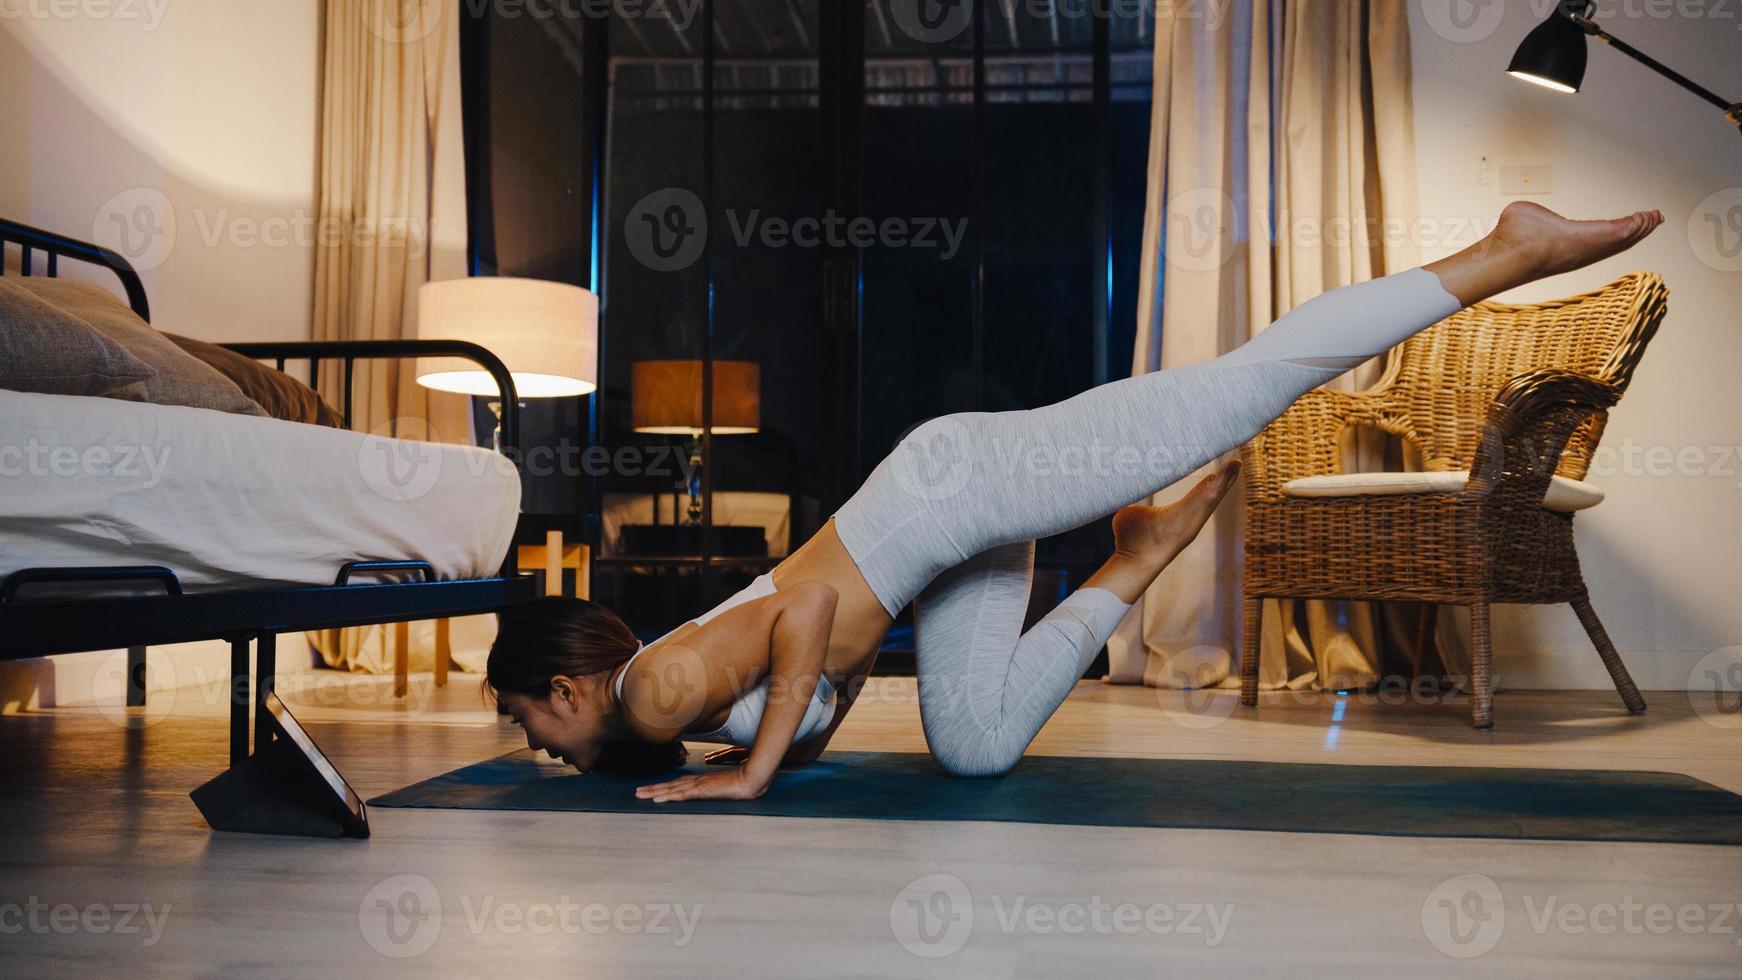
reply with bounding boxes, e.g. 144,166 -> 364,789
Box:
0,217 -> 536,770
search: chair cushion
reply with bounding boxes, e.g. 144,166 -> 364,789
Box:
1282,470 -> 1605,512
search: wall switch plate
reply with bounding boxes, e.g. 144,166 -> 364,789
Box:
1500,164 -> 1553,195
1477,154 -> 1492,186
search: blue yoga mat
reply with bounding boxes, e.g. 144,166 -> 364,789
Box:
368,749 -> 1742,845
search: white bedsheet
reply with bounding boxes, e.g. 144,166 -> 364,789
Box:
0,390 -> 520,591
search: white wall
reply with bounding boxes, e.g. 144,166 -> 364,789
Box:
1408,1 -> 1742,689
0,1 -> 324,708
0,0 -> 321,341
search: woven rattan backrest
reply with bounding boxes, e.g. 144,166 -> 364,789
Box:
1378,271 -> 1668,478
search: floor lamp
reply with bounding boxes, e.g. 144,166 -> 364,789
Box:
417,276 -> 599,602
1507,0 -> 1742,143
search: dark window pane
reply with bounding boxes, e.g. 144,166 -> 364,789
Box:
711,0 -> 824,564
861,1 -> 975,472
596,5 -> 711,636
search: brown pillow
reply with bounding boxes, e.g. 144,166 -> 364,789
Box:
165,333 -> 345,428
0,278 -> 156,397
11,278 -> 263,417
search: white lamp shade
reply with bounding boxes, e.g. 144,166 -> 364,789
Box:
415,277 -> 599,398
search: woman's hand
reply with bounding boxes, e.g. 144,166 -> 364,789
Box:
703,746 -> 750,766
635,766 -> 770,803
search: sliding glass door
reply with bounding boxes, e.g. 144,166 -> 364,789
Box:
464,1 -> 1153,653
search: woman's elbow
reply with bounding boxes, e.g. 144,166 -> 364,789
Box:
786,580 -> 839,616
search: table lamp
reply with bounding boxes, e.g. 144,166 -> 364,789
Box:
415,276 -> 599,451
630,358 -> 760,526
1507,1 -> 1741,141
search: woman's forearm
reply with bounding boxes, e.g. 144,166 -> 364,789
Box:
779,646 -> 877,766
741,583 -> 838,786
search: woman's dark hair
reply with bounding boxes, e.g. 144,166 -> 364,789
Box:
487,596 -> 687,775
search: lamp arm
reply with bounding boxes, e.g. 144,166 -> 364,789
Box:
1571,13 -> 1741,129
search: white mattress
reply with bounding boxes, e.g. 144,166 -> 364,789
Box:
0,390 -> 520,591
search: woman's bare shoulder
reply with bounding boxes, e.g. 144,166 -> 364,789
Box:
618,594 -> 785,742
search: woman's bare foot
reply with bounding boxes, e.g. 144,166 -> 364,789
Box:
1488,201 -> 1663,279
1082,460 -> 1242,603
1426,202 -> 1664,307
1111,458 -> 1242,573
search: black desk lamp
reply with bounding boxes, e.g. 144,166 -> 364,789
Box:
1507,0 -> 1741,141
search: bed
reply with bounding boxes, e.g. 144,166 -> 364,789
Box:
0,217 -> 536,773
0,388 -> 520,588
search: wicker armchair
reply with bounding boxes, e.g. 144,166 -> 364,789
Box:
1237,271 -> 1670,728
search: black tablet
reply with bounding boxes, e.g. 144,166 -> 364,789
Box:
265,691 -> 368,832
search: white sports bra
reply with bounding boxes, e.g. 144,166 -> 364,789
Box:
612,572 -> 838,748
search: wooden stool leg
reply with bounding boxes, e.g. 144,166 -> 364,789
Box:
1571,595 -> 1647,715
393,621 -> 409,700
1240,596 -> 1262,707
434,618 -> 451,689
1470,603 -> 1493,729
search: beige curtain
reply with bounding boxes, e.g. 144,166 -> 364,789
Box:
309,0 -> 491,673
1107,0 -> 1460,691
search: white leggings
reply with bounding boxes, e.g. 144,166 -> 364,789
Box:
832,266 -> 1465,776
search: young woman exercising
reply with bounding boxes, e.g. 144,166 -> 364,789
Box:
487,202 -> 1663,802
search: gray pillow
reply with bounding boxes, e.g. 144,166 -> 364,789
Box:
11,277 -> 263,416
0,278 -> 156,398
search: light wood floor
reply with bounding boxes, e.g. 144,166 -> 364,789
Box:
1,673 -> 1738,978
